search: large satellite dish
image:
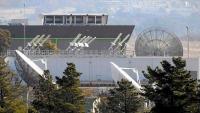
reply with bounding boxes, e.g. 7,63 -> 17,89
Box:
135,27 -> 183,56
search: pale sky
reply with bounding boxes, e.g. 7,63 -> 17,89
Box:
0,0 -> 200,39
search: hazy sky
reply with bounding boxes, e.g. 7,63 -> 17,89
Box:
0,0 -> 200,39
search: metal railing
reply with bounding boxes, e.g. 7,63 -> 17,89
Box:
80,80 -> 116,87
0,50 -> 16,57
0,50 -> 134,58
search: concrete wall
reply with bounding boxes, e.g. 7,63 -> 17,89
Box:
28,56 -> 200,81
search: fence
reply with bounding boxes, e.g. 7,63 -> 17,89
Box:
0,50 -> 134,58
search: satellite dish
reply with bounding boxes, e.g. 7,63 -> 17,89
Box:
135,27 -> 183,56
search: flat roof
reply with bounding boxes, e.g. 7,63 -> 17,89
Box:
0,25 -> 134,38
42,13 -> 108,16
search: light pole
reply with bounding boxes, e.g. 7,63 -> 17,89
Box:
186,26 -> 189,58
23,0 -> 26,49
26,86 -> 30,113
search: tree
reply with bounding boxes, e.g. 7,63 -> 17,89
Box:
142,57 -> 199,113
55,63 -> 85,113
31,70 -> 57,113
196,82 -> 200,112
98,96 -> 109,113
99,79 -> 143,113
41,40 -> 58,51
0,57 -> 27,113
0,28 -> 11,52
188,81 -> 200,113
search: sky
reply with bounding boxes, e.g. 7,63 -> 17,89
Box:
0,0 -> 200,39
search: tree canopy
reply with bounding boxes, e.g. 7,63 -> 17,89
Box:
142,57 -> 200,113
55,63 -> 85,113
32,63 -> 85,113
41,40 -> 58,51
0,29 -> 11,52
99,79 -> 144,113
31,70 -> 57,113
0,57 -> 27,113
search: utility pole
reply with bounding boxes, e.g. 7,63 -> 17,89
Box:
23,0 -> 26,49
186,26 -> 189,58
24,1 -> 28,112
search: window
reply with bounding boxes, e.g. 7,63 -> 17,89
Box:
55,16 -> 63,24
45,16 -> 54,24
76,16 -> 84,24
96,16 -> 102,24
88,16 -> 95,24
71,16 -> 75,24
66,16 -> 71,24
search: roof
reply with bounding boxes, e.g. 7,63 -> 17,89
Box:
0,25 -> 134,38
41,13 -> 108,16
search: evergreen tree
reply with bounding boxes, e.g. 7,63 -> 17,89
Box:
55,63 -> 85,113
142,57 -> 199,113
100,79 -> 143,113
0,57 -> 27,113
196,82 -> 200,112
41,39 -> 59,52
0,29 -> 11,52
32,70 -> 57,113
98,96 -> 109,113
189,81 -> 200,113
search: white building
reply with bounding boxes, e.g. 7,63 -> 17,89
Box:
42,13 -> 108,25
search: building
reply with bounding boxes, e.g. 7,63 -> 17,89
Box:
2,13 -> 200,90
0,14 -> 133,50
43,13 -> 108,25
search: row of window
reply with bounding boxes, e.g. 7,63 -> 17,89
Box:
44,16 -> 105,25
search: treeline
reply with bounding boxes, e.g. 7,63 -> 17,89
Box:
30,63 -> 85,113
1,57 -> 200,113
0,58 -> 85,113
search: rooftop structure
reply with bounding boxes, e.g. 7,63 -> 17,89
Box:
42,13 -> 108,25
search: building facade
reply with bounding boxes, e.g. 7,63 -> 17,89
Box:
43,14 -> 108,25
0,25 -> 134,50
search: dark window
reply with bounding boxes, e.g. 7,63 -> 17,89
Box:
88,16 -> 95,24
55,16 -> 63,24
66,16 -> 70,24
45,16 -> 54,24
96,16 -> 102,24
72,16 -> 75,24
76,16 -> 84,24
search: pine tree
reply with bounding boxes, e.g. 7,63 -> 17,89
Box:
142,57 -> 198,113
41,39 -> 58,51
55,63 -> 85,113
98,96 -> 109,113
100,79 -> 143,113
188,81 -> 200,113
196,82 -> 200,112
0,28 -> 11,52
0,57 -> 27,113
31,70 -> 57,113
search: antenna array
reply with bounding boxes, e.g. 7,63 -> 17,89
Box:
66,33 -> 96,53
109,33 -> 130,54
23,34 -> 51,51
